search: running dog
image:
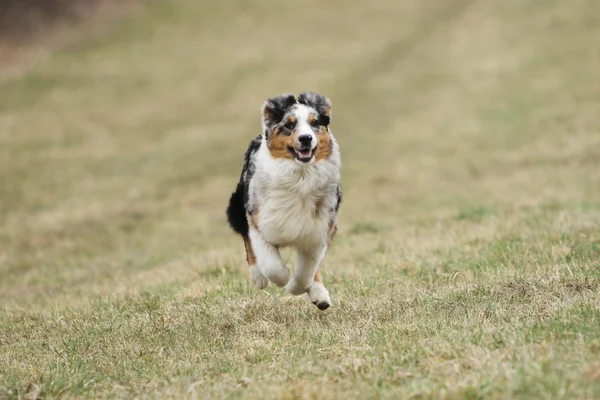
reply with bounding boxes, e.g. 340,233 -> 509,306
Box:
226,92 -> 342,310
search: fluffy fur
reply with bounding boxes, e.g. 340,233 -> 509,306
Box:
226,92 -> 342,310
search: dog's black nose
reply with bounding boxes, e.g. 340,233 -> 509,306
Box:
298,135 -> 312,146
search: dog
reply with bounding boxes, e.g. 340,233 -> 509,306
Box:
226,92 -> 342,310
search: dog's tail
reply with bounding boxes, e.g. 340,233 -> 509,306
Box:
226,180 -> 249,237
226,135 -> 261,237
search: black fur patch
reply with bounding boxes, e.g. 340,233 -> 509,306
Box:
262,94 -> 297,135
335,185 -> 342,212
227,181 -> 247,236
317,114 -> 331,127
226,135 -> 261,237
298,92 -> 331,118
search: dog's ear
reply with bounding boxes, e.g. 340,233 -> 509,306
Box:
261,94 -> 297,137
298,92 -> 331,126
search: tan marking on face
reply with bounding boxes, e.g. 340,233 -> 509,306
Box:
314,125 -> 331,161
268,119 -> 298,160
243,236 -> 256,266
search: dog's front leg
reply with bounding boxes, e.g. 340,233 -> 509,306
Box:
248,227 -> 291,287
285,245 -> 331,309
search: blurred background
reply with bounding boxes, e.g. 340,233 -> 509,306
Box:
1,0 -> 599,306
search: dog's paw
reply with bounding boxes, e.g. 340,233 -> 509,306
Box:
261,263 -> 291,287
308,282 -> 331,311
250,266 -> 268,289
285,277 -> 309,296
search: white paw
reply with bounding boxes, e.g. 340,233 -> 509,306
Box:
285,277 -> 310,296
261,263 -> 291,287
249,266 -> 268,290
308,282 -> 331,311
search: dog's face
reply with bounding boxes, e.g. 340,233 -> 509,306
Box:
261,92 -> 332,164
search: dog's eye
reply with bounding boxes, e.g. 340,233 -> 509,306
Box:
310,119 -> 320,127
284,122 -> 295,130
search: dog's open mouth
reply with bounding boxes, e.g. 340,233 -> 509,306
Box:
288,147 -> 316,163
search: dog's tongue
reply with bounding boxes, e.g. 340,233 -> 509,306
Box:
299,149 -> 312,158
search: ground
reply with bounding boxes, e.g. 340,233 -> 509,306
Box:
1,0 -> 599,398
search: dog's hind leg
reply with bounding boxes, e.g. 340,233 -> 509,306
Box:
248,227 -> 291,287
243,236 -> 268,289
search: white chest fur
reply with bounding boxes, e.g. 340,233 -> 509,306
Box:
249,138 -> 340,248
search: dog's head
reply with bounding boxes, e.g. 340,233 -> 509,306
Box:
261,92 -> 333,164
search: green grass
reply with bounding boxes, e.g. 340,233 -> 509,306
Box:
1,0 -> 600,398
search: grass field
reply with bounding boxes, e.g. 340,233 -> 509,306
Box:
1,0 -> 600,398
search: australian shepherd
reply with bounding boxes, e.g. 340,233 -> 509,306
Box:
226,92 -> 342,310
